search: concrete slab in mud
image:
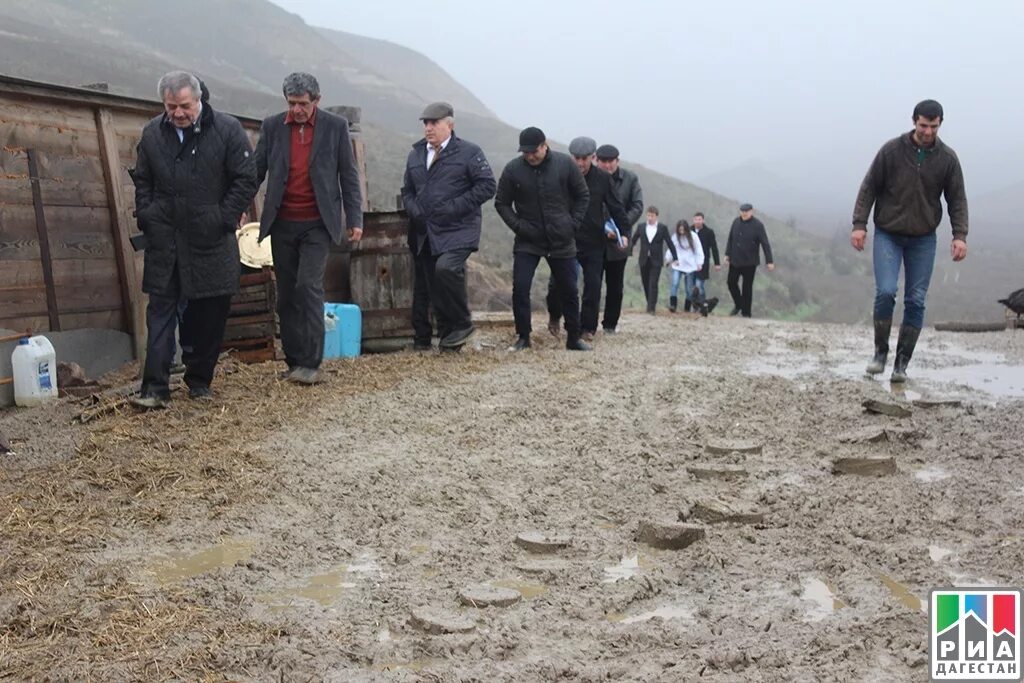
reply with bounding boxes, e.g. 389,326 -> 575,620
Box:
686,464 -> 750,481
409,607 -> 476,634
862,398 -> 913,418
705,439 -> 764,455
685,497 -> 765,525
636,520 -> 706,550
515,531 -> 572,554
832,456 -> 898,476
459,584 -> 522,608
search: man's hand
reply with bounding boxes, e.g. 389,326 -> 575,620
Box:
766,263 -> 776,272
348,226 -> 363,241
851,228 -> 867,251
951,238 -> 967,262
724,256 -> 730,266
714,264 -> 722,272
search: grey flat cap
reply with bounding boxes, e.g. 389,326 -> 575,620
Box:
568,136 -> 597,157
739,203 -> 753,212
420,101 -> 454,120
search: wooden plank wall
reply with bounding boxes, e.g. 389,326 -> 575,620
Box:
0,82 -> 265,358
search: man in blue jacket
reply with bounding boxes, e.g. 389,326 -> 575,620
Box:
401,102 -> 496,351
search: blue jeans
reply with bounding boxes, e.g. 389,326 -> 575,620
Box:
669,271 -> 700,302
693,277 -> 707,301
872,229 -> 937,329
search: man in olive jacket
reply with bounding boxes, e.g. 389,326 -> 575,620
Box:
851,99 -> 968,382
132,71 -> 257,408
401,102 -> 496,352
494,127 -> 591,351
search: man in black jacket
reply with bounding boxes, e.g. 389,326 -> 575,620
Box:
631,207 -> 678,314
401,102 -> 496,352
725,203 -> 774,318
495,127 -> 591,351
545,136 -> 632,341
254,72 -> 364,385
851,99 -> 969,383
595,144 -> 643,333
691,212 -> 721,312
131,71 -> 257,408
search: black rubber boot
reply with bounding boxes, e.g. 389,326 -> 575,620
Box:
865,318 -> 892,375
669,296 -> 678,313
890,324 -> 921,383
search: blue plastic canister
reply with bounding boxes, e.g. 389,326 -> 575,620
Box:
323,303 -> 361,358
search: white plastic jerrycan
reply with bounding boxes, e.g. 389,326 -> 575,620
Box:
12,335 -> 58,407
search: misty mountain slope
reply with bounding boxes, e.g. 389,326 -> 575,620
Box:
8,0 -> 997,323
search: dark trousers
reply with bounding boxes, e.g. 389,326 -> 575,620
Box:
513,253 -> 580,340
727,265 -> 758,317
546,245 -> 603,334
142,291 -> 231,398
639,259 -> 663,313
271,218 -> 330,369
602,257 -> 627,331
412,242 -> 473,344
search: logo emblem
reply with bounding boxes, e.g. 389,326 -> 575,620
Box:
931,588 -> 1021,680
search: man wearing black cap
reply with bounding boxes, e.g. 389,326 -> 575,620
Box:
401,101 -> 496,352
545,136 -> 632,341
595,144 -> 644,333
724,203 -> 774,318
495,127 -> 591,351
851,99 -> 968,383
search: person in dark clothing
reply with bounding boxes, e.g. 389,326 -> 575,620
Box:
631,207 -> 678,314
725,203 -> 774,318
545,136 -> 632,341
131,71 -> 257,409
851,99 -> 968,383
692,212 -> 721,310
494,127 -> 591,351
595,144 -> 643,333
401,102 -> 496,352
255,72 -> 364,385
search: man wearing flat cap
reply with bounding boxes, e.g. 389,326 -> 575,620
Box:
595,144 -> 644,334
495,127 -> 591,351
724,203 -> 774,318
401,101 -> 496,351
545,136 -> 633,341
254,72 -> 364,385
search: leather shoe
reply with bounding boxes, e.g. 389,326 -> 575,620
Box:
188,386 -> 213,401
440,326 -> 475,349
288,367 -> 325,385
412,341 -> 433,352
508,336 -> 531,351
566,338 -> 593,351
547,320 -> 560,337
581,331 -> 594,343
132,393 -> 169,409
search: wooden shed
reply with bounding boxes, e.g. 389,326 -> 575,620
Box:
0,75 -> 418,361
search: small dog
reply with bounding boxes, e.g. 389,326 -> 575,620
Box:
691,286 -> 718,317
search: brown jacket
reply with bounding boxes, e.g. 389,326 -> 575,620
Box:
852,132 -> 968,241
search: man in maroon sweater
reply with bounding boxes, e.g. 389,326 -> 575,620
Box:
255,72 -> 363,384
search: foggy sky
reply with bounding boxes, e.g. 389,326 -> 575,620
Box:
272,0 -> 1024,216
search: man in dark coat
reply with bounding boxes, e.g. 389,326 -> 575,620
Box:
494,127 -> 591,351
724,203 -> 774,318
131,71 -> 257,408
254,72 -> 364,384
691,211 -> 721,312
631,206 -> 678,314
401,102 -> 496,352
851,99 -> 969,383
545,136 -> 632,341
595,144 -> 644,333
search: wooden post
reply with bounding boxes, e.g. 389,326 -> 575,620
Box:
95,108 -> 145,360
25,149 -> 60,332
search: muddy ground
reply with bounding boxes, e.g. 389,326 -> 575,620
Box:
1,312 -> 1023,682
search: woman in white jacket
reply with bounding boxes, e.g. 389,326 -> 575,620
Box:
667,219 -> 705,312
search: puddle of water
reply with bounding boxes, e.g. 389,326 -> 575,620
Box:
929,545 -> 954,562
421,567 -> 439,579
409,544 -> 430,554
910,363 -> 1024,399
146,538 -> 255,584
914,466 -> 951,483
602,554 -> 652,584
801,577 -> 846,620
607,604 -> 693,624
493,579 -> 548,600
372,659 -> 441,673
261,554 -> 379,608
877,573 -> 924,612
